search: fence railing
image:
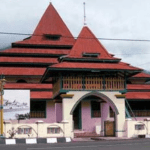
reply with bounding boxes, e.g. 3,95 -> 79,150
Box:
129,110 -> 150,117
62,76 -> 124,90
63,76 -> 83,90
30,111 -> 46,118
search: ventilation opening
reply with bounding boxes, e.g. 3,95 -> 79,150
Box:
16,79 -> 27,83
82,53 -> 100,58
44,34 -> 61,41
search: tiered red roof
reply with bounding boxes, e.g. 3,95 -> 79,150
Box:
126,73 -> 150,100
31,91 -> 53,99
0,57 -> 58,64
4,83 -> 52,90
4,84 -> 53,100
2,48 -> 70,55
131,72 -> 150,78
14,3 -> 75,46
0,67 -> 45,76
126,92 -> 150,99
1,3 -> 149,102
50,62 -> 141,71
67,26 -> 115,59
127,84 -> 150,90
49,26 -> 142,72
0,3 -> 76,102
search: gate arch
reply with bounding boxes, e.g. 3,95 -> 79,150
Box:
70,91 -> 119,115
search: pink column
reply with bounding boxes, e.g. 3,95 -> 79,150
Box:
101,102 -> 109,136
55,103 -> 62,123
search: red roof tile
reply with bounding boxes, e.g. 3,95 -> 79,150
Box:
126,92 -> 150,99
0,67 -> 45,75
131,72 -> 150,78
4,83 -> 52,89
127,84 -> 150,90
1,48 -> 70,55
50,62 -> 142,71
0,57 -> 58,64
31,91 -> 52,99
15,39 -> 75,46
14,3 -> 75,46
67,26 -> 116,60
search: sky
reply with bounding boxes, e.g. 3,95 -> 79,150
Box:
1,0 -> 150,70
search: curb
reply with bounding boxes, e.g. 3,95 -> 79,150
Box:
90,137 -> 145,141
0,137 -> 71,145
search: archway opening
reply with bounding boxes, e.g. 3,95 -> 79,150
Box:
71,92 -> 118,137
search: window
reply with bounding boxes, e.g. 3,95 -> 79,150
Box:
18,128 -> 32,134
30,101 -> 46,118
16,79 -> 27,83
135,124 -> 145,130
47,127 -> 60,134
110,107 -> 114,118
82,53 -> 100,58
91,101 -> 101,117
44,34 -> 61,40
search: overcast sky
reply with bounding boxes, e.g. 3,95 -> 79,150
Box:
1,0 -> 150,70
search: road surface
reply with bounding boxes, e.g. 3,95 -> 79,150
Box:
0,138 -> 150,150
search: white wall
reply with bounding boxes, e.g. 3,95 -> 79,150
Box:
4,121 -> 72,138
126,120 -> 150,138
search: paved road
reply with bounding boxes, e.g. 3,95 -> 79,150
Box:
1,138 -> 150,150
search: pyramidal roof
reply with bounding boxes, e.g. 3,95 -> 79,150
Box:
14,3 -> 75,46
32,3 -> 73,38
67,26 -> 116,60
49,26 -> 142,73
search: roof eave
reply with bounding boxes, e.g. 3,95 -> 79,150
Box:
60,57 -> 121,63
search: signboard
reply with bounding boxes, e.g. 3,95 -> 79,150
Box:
3,90 -> 30,120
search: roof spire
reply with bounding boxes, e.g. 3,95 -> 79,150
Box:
15,3 -> 75,46
83,2 -> 87,26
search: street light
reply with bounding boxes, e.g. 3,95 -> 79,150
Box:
0,75 -> 6,138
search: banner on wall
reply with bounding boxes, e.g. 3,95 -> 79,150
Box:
3,90 -> 30,120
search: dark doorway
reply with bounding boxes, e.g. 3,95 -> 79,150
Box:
73,102 -> 82,129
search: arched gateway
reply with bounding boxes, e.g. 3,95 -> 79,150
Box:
62,91 -> 126,138
70,92 -> 119,115
70,92 -> 118,137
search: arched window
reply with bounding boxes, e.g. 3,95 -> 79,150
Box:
16,79 -> 27,83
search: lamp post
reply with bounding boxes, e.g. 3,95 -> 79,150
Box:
0,75 -> 6,138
